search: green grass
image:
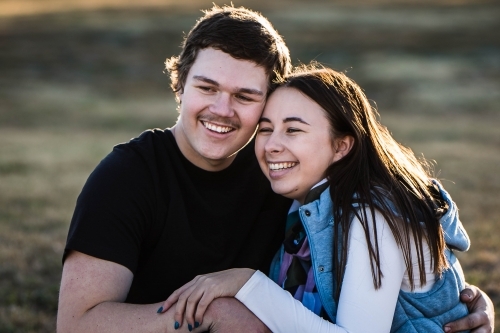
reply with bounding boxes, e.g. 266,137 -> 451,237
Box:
1,1 -> 499,331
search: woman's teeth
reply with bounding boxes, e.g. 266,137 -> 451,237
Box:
269,162 -> 297,170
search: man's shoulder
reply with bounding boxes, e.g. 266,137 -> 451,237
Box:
108,128 -> 177,163
115,128 -> 172,151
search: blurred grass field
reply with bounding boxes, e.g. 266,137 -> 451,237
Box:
0,0 -> 499,331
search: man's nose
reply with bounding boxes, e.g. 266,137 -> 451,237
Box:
209,93 -> 234,117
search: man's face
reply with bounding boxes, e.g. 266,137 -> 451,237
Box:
173,48 -> 268,171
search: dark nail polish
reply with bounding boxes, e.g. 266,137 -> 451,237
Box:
188,323 -> 193,331
174,321 -> 180,330
157,306 -> 163,313
195,321 -> 200,328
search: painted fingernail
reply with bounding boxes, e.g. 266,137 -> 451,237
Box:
195,321 -> 200,328
174,321 -> 180,330
157,306 -> 163,313
188,323 -> 193,331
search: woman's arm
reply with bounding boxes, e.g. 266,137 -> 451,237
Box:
236,210 -> 405,333
162,211 -> 404,333
335,210 -> 406,331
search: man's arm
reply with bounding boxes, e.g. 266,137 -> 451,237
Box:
57,251 -> 188,333
57,251 -> 269,333
444,285 -> 495,333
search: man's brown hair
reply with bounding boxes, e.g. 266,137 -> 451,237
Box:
165,5 -> 291,95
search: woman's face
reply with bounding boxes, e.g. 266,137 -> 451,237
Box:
255,87 -> 340,203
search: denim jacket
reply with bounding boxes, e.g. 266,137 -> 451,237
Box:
269,182 -> 470,332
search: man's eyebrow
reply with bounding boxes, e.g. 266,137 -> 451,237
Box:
193,75 -> 264,96
237,87 -> 264,96
193,75 -> 219,86
283,117 -> 310,125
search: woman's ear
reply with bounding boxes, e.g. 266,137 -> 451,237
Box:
333,135 -> 354,162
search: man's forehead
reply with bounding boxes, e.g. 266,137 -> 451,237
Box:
188,49 -> 268,92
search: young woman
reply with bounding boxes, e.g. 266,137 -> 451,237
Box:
160,64 -> 471,332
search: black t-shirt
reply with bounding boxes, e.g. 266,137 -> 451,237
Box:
64,129 -> 292,304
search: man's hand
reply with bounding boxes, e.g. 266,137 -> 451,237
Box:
444,285 -> 495,333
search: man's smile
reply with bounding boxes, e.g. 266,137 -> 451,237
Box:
201,120 -> 235,134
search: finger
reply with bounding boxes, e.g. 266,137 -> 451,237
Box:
162,278 -> 200,312
460,286 -> 478,304
174,284 -> 200,327
194,291 -> 215,326
184,288 -> 207,328
443,312 -> 487,333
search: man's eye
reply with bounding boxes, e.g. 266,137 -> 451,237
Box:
198,86 -> 213,92
235,94 -> 252,102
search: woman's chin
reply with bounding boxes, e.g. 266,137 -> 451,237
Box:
271,184 -> 301,201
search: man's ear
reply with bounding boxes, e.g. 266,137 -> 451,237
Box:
333,135 -> 354,162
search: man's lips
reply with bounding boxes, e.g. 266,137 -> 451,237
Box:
201,120 -> 235,134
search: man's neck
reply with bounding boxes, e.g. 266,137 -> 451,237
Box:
170,125 -> 238,172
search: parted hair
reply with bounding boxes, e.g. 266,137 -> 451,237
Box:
280,64 -> 449,297
165,5 -> 292,95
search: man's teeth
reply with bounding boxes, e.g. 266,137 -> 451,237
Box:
269,162 -> 297,170
202,121 -> 233,133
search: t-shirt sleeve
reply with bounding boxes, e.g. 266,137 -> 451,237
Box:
63,142 -> 157,273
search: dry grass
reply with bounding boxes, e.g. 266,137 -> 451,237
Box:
0,1 -> 499,331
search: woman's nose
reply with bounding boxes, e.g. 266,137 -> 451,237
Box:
264,133 -> 284,154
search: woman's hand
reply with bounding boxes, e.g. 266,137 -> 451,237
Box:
159,268 -> 256,330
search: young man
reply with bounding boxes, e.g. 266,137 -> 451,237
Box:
57,5 -> 494,333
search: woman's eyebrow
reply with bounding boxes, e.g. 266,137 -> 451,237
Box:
259,117 -> 272,123
283,117 -> 310,125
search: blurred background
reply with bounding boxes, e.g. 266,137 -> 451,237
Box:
0,0 -> 499,331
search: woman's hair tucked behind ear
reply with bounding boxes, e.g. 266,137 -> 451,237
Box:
281,63 -> 448,298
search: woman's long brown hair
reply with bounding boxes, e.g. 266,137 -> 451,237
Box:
279,64 -> 448,298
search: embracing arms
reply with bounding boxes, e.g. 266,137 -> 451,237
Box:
161,211 -> 404,333
161,211 -> 495,332
57,251 -> 272,333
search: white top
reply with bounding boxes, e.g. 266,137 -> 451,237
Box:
235,209 -> 434,333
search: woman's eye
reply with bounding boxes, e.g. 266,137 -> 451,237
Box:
286,127 -> 302,133
257,127 -> 272,134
